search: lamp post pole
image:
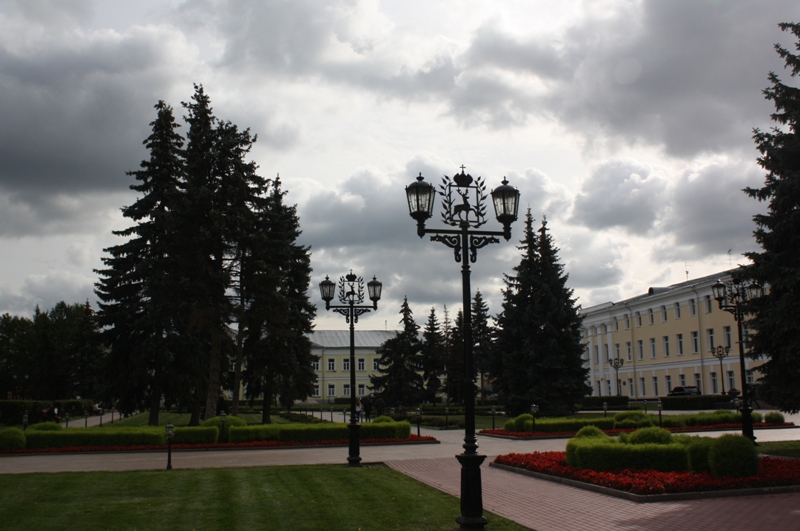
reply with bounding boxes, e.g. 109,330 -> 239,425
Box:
712,279 -> 763,443
320,271 -> 382,467
406,167 -> 520,530
608,358 -> 624,396
710,345 -> 731,394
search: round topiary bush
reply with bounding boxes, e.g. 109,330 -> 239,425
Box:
513,414 -> 533,432
751,412 -> 763,423
27,422 -> 63,431
708,434 -> 759,478
765,411 -> 785,424
201,415 -> 246,443
574,425 -> 607,438
0,428 -> 26,450
372,415 -> 394,423
626,427 -> 673,445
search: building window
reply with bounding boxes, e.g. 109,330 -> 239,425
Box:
723,326 -> 732,348
313,384 -> 320,397
677,333 -> 684,355
693,373 -> 702,392
637,340 -> 644,360
312,360 -> 320,371
649,338 -> 656,358
358,358 -> 365,371
746,371 -> 754,384
373,359 -> 380,371
679,374 -> 687,387
663,336 -> 670,357
343,384 -> 351,397
691,331 -> 699,354
596,380 -> 601,396
652,376 -> 659,397
615,343 -> 621,359
343,358 -> 350,371
661,306 -> 668,322
626,342 -> 632,361
613,317 -> 619,331
674,302 -> 681,319
636,312 -> 642,327
328,384 -> 336,397
706,329 -> 715,351
710,372 -> 718,394
602,324 -> 608,334
594,345 -> 599,363
328,358 -> 336,371
628,378 -> 634,397
705,295 -> 713,313
727,371 -> 735,391
624,315 -> 630,329
607,380 -> 612,396
358,384 -> 366,396
603,344 -> 609,360
689,298 -> 696,316
648,309 -> 654,325
640,377 -> 646,396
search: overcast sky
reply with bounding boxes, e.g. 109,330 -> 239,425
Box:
0,0 -> 796,330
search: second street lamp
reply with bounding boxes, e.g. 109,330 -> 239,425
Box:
712,278 -> 763,443
711,345 -> 731,394
320,271 -> 382,467
608,357 -> 624,396
406,166 -> 519,530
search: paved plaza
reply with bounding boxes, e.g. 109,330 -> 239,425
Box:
2,412 -> 800,530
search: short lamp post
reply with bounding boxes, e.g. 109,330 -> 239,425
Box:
65,412 -> 70,428
320,271 -> 382,467
22,412 -> 28,431
530,403 -> 539,433
608,358 -> 625,396
165,423 -> 174,471
406,167 -> 520,530
603,401 -> 608,418
710,345 -> 731,395
657,399 -> 663,427
712,278 -> 763,443
416,407 -> 422,437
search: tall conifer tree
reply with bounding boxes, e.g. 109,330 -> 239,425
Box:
744,23 -> 800,412
370,297 -> 424,406
420,307 -> 445,403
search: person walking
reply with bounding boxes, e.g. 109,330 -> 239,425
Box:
363,396 -> 373,422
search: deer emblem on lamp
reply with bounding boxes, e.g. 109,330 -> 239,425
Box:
440,166 -> 489,228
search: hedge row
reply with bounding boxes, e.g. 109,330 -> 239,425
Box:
504,415 -> 615,433
1,426 -> 221,449
229,421 -> 411,444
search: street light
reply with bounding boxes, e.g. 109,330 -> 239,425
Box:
712,278 -> 763,443
406,167 -> 520,530
320,270 -> 382,467
165,423 -> 174,471
710,345 -> 731,394
65,412 -> 70,428
416,407 -> 422,437
608,358 -> 625,396
530,403 -> 539,433
22,412 -> 28,431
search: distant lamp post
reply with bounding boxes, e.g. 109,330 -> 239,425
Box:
711,345 -> 731,394
22,412 -> 28,431
657,399 -> 663,427
608,358 -> 625,396
65,412 -> 70,428
320,271 -> 382,467
99,406 -> 104,427
712,278 -> 763,443
406,167 -> 519,530
165,423 -> 174,471
530,403 -> 539,433
603,401 -> 608,418
416,407 -> 422,437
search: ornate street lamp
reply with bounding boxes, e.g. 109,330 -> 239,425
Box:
165,423 -> 174,471
608,358 -> 625,396
712,278 -> 763,443
320,270 -> 382,467
405,166 -> 520,530
710,345 -> 731,394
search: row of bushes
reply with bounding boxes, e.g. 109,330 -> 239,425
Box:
504,414 -> 616,433
566,425 -> 759,478
0,400 -> 99,425
229,419 -> 411,444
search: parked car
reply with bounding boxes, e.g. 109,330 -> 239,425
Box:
667,386 -> 701,396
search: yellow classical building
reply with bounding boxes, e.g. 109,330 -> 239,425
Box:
579,270 -> 764,399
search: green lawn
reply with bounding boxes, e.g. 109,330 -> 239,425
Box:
0,465 -> 528,531
758,440 -> 800,459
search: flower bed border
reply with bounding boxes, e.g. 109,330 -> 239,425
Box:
490,453 -> 800,503
479,422 -> 795,440
0,434 -> 439,456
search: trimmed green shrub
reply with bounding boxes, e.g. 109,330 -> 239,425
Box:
765,411 -> 785,424
614,411 -> 649,423
0,428 -> 26,450
574,425 -> 607,439
228,424 -> 281,443
566,437 -> 612,467
615,418 -> 653,429
708,434 -> 759,478
372,415 -> 394,424
27,422 -> 64,431
202,415 -> 246,443
626,427 -> 673,445
0,400 -> 49,425
229,421 -> 410,444
573,440 -> 689,472
25,428 -> 164,449
513,414 -> 532,432
751,412 -> 763,423
683,436 -> 715,472
503,418 -> 516,431
173,426 -> 219,444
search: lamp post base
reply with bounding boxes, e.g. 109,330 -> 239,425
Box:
347,422 -> 362,467
455,452 -> 488,530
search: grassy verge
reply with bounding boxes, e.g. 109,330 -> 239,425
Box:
0,465 -> 527,531
757,440 -> 800,459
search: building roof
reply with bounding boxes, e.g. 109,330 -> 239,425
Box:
308,330 -> 398,349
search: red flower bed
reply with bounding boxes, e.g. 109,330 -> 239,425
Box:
0,434 -> 438,455
480,422 -> 792,439
494,451 -> 800,495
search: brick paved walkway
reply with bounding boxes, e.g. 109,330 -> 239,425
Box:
387,457 -> 800,531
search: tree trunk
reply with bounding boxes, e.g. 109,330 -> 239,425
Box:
204,327 -> 222,419
262,377 -> 272,424
231,316 -> 245,416
148,376 -> 162,426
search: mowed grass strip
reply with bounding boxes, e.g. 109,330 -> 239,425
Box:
0,465 -> 527,531
757,440 -> 800,459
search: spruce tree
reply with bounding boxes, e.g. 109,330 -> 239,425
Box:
370,297 -> 424,406
420,307 -> 445,404
744,22 -> 800,412
443,310 -> 467,405
491,212 -> 589,416
471,290 -> 493,401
